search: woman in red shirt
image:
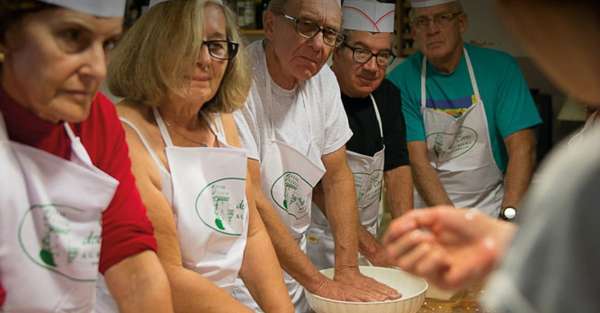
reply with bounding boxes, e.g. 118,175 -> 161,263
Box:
0,1 -> 173,312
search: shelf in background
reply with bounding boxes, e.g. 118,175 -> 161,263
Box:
240,29 -> 264,36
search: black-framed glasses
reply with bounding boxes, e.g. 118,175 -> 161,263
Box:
342,43 -> 395,67
201,40 -> 239,60
411,12 -> 463,30
278,13 -> 345,47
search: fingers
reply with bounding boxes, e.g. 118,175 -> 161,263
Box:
382,217 -> 418,245
383,207 -> 450,245
385,228 -> 435,263
332,271 -> 400,301
440,244 -> 498,289
358,276 -> 401,300
313,278 -> 385,302
440,261 -> 480,290
414,246 -> 449,278
347,285 -> 390,302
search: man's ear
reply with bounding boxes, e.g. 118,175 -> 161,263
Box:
458,13 -> 468,34
263,10 -> 275,41
0,43 -> 6,63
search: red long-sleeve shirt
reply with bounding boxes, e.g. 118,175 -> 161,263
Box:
0,89 -> 157,306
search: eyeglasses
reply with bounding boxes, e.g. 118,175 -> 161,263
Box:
201,40 -> 239,60
411,12 -> 463,30
342,43 -> 395,67
278,13 -> 345,47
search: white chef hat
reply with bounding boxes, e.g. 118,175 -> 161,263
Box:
342,0 -> 395,33
38,0 -> 126,17
149,0 -> 223,8
410,0 -> 456,8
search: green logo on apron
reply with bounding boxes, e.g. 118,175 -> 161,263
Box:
352,170 -> 383,209
271,172 -> 313,219
18,204 -> 101,282
195,177 -> 246,236
427,126 -> 479,162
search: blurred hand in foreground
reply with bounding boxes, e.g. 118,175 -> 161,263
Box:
382,206 -> 517,289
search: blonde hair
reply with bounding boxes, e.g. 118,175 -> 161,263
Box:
108,0 -> 250,113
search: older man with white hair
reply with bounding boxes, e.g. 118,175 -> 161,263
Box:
388,0 -> 541,219
307,0 -> 413,270
233,0 -> 400,311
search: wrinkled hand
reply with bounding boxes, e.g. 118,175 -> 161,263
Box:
362,242 -> 396,268
382,206 -> 517,290
334,267 -> 401,301
310,276 -> 392,302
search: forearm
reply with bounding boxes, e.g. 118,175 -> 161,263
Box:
412,159 -> 452,206
384,166 -> 413,218
502,130 -> 537,208
502,146 -> 536,208
321,167 -> 360,272
240,225 -> 293,313
253,191 -> 327,292
357,225 -> 381,258
240,178 -> 293,313
164,264 -> 252,313
105,251 -> 174,313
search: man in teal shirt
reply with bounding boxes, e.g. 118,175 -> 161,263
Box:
387,0 -> 541,217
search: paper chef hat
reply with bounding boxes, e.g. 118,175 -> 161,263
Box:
39,0 -> 126,17
410,0 -> 457,8
342,0 -> 395,33
149,0 -> 223,8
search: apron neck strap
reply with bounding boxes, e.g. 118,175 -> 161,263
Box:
153,107 -> 175,147
420,47 -> 482,108
63,122 -> 77,142
420,56 -> 428,109
63,121 -> 95,166
369,94 -> 383,139
463,48 -> 481,101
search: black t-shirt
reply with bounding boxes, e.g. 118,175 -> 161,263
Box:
342,79 -> 409,171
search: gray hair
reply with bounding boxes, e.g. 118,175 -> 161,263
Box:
267,0 -> 341,13
267,0 -> 287,12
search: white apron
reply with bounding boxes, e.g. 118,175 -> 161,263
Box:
154,109 -> 249,286
307,94 -> 385,269
95,109 -> 249,312
231,76 -> 326,313
414,48 -> 504,216
0,112 -> 118,313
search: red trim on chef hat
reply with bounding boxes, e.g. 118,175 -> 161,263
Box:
342,0 -> 395,33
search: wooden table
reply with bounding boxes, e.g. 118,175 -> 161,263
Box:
418,285 -> 493,313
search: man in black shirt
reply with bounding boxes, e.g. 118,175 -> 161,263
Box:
308,0 -> 413,269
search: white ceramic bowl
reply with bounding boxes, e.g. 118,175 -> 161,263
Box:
305,266 -> 428,313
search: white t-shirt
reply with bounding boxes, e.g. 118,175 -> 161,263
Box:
234,40 -> 352,164
482,125 -> 600,313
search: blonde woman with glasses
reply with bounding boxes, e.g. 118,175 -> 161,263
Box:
94,1 -> 293,312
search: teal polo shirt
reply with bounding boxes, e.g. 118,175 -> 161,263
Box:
388,44 -> 542,172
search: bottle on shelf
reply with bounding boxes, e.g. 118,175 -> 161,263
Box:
255,0 -> 269,29
235,0 -> 256,29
